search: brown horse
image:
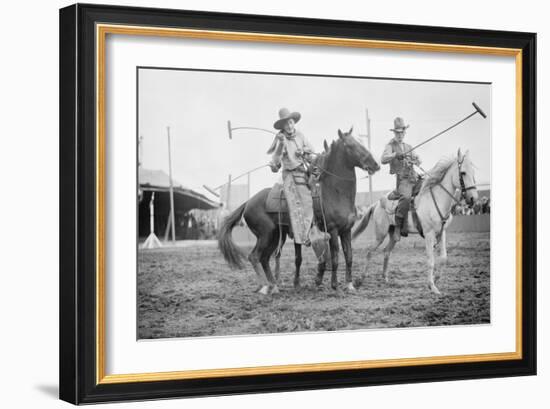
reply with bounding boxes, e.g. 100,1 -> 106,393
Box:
218,128 -> 380,294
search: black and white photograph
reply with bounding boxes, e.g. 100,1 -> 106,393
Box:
137,67 -> 491,340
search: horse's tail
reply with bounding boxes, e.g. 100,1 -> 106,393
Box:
218,202 -> 247,270
352,202 -> 376,241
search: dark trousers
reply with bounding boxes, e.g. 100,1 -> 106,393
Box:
395,176 -> 414,223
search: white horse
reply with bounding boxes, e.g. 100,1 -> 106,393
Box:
352,149 -> 478,294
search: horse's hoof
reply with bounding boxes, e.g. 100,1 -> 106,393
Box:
258,286 -> 269,295
271,285 -> 280,295
293,281 -> 301,290
315,278 -> 323,287
331,282 -> 338,290
346,282 -> 356,292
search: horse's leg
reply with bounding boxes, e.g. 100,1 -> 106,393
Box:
340,230 -> 355,292
293,243 -> 302,289
439,228 -> 448,265
364,234 -> 386,278
316,230 -> 338,288
248,234 -> 271,295
315,234 -> 327,287
274,228 -> 287,285
382,234 -> 397,283
315,258 -> 326,287
260,232 -> 281,294
425,231 -> 440,294
329,231 -> 340,290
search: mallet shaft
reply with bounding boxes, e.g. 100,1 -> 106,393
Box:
403,102 -> 487,156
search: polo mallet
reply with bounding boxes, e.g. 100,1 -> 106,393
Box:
227,120 -> 276,140
403,102 -> 487,156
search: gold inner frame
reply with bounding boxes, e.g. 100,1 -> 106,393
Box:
95,23 -> 523,385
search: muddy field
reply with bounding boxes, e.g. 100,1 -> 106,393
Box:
137,232 -> 490,339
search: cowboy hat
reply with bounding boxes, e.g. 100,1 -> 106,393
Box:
273,107 -> 301,130
389,117 -> 410,132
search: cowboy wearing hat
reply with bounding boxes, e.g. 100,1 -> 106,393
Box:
267,108 -> 315,246
381,117 -> 421,241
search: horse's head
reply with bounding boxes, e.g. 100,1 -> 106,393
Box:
337,127 -> 380,175
452,148 -> 478,207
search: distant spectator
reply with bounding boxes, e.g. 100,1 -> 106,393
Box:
481,196 -> 490,214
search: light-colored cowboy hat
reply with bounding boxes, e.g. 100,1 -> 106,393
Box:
273,107 -> 301,130
389,117 -> 410,132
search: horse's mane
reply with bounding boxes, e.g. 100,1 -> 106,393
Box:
313,139 -> 339,168
420,156 -> 456,193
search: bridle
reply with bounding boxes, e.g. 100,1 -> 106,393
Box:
428,156 -> 477,235
429,157 -> 476,205
314,162 -> 372,181
311,151 -> 374,182
457,157 -> 477,201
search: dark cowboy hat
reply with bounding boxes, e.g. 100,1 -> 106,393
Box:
389,117 -> 410,132
273,107 -> 301,130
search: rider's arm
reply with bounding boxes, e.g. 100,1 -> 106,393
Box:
380,143 -> 397,164
269,134 -> 285,172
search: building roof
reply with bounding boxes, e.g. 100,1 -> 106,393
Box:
139,168 -> 220,210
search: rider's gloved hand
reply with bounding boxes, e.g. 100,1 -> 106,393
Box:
276,132 -> 285,142
269,161 -> 281,173
396,153 -> 405,160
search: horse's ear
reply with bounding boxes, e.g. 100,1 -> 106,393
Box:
338,129 -> 343,139
349,126 -> 354,135
323,139 -> 329,152
457,147 -> 462,160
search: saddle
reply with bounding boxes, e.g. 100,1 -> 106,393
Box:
265,181 -> 322,220
265,183 -> 290,217
383,178 -> 425,238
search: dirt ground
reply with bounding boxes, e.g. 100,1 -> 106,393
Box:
137,232 -> 490,339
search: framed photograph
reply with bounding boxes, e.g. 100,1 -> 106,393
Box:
59,3 -> 536,405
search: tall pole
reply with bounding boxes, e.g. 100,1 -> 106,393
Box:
366,109 -> 374,204
167,126 -> 176,244
138,135 -> 144,203
138,135 -> 144,168
226,173 -> 232,210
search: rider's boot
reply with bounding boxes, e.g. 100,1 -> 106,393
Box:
400,213 -> 409,237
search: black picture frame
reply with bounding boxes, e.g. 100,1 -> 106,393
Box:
59,3 -> 536,405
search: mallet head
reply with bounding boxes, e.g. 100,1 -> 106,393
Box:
472,102 -> 487,119
227,120 -> 233,139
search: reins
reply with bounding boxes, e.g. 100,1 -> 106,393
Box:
312,153 -> 371,182
422,157 -> 476,239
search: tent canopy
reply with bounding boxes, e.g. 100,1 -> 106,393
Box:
139,168 -> 220,212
